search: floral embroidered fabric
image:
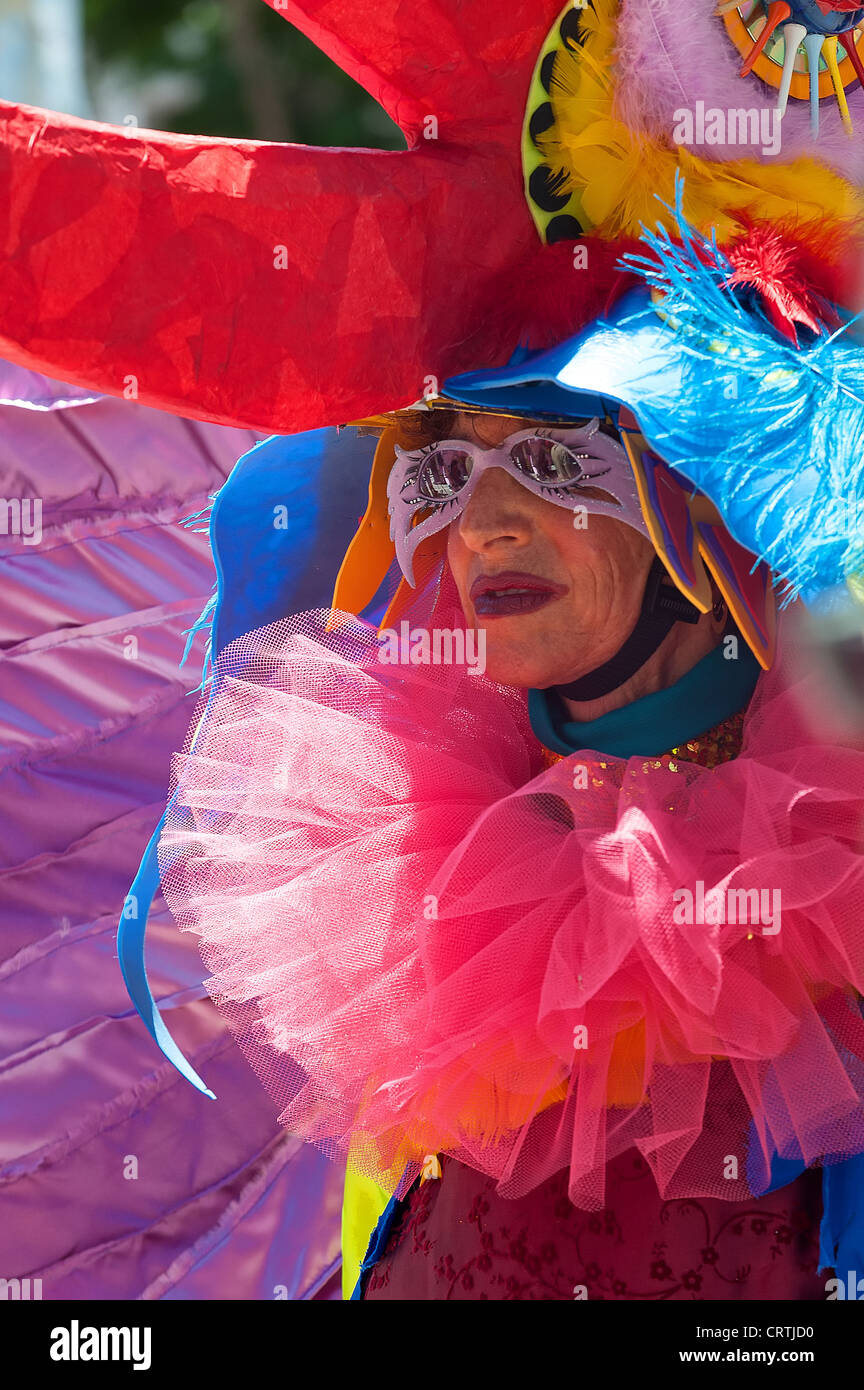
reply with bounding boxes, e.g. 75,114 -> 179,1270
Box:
362,1147 -> 826,1301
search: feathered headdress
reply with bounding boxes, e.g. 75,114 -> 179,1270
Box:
1,1 -> 862,427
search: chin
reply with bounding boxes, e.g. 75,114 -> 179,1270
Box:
483,632 -> 615,690
479,642 -> 552,690
472,610 -> 583,688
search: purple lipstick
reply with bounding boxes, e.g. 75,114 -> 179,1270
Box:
470,570 -> 567,618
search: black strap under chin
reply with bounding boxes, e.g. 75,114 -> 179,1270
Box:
549,557 -> 702,703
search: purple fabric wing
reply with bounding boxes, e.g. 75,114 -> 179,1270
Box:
0,364 -> 343,1300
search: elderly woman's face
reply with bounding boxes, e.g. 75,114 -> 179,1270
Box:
446,411 -> 657,688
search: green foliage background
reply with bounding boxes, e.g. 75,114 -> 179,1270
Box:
83,0 -> 404,147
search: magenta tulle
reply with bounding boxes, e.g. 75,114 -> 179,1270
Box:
159,590 -> 864,1209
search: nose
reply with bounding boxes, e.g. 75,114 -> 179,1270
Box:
455,467 -> 535,554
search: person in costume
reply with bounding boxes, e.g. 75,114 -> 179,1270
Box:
2,0 -> 864,1301
149,243 -> 864,1299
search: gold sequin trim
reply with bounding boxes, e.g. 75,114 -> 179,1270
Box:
539,709 -> 746,772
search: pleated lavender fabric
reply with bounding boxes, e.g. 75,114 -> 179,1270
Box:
0,364 -> 343,1300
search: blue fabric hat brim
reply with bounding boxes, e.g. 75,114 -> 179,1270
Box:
442,287 -> 678,425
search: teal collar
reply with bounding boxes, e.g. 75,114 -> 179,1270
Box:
528,641 -> 761,760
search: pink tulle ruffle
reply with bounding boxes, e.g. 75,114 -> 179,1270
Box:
159,600 -> 864,1208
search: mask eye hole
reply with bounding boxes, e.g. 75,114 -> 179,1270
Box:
415,447 -> 473,500
510,437 -> 586,484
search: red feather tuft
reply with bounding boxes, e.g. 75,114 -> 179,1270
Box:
723,221 -> 857,344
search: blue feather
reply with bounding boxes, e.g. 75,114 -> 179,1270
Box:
616,173 -> 864,602
179,586 -> 217,691
179,493 -> 219,690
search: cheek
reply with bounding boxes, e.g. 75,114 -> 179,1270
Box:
446,524 -> 470,592
553,513 -> 654,609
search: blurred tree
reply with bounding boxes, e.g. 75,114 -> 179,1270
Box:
83,0 -> 404,147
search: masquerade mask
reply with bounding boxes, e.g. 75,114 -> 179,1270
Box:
387,419 -> 649,585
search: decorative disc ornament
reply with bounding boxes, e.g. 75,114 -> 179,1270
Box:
721,1 -> 864,133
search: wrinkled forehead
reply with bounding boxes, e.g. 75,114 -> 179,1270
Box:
447,410 -> 560,446
444,408 -> 608,442
394,400 -> 616,448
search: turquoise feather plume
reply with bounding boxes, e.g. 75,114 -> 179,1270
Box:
617,175 -> 864,603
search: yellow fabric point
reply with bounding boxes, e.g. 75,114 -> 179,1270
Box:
341,1161 -> 392,1300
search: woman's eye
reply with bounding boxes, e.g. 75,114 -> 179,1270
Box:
416,448 -> 473,500
510,438 -> 584,484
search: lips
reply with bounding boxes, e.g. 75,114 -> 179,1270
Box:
469,570 -> 567,618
